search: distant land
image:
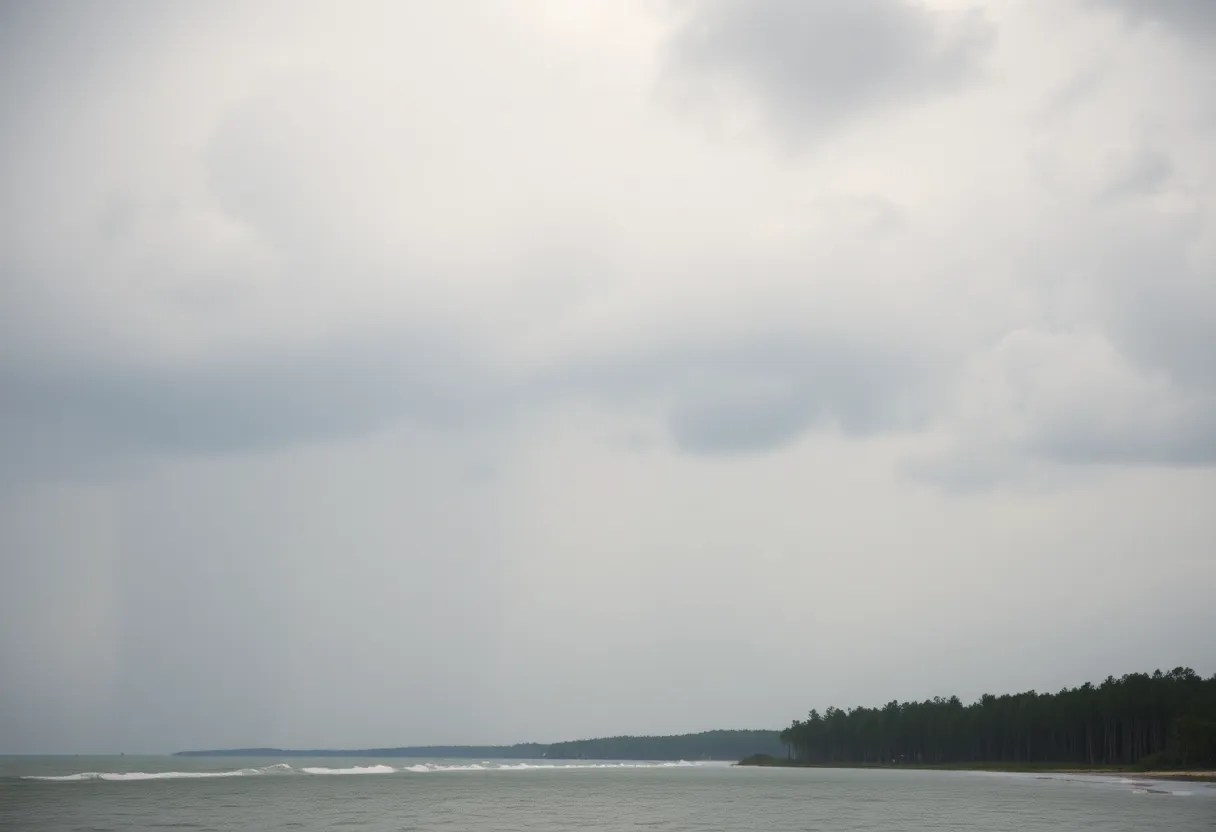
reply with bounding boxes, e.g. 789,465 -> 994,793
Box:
177,668 -> 1216,772
765,667 -> 1216,771
175,730 -> 784,761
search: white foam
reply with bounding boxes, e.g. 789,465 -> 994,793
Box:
300,765 -> 396,775
110,770 -> 257,781
466,761 -> 700,771
27,769 -> 260,781
23,763 -> 298,782
395,760 -> 702,773
22,759 -> 705,781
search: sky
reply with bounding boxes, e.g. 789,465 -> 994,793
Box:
1,0 -> 1214,755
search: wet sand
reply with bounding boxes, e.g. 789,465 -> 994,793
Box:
1065,770 -> 1216,783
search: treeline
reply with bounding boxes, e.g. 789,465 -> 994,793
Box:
175,745 -> 546,758
546,730 -> 784,761
175,730 -> 783,761
780,668 -> 1216,768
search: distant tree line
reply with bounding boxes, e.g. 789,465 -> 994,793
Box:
174,745 -> 546,758
175,730 -> 784,761
546,730 -> 785,761
780,668 -> 1216,767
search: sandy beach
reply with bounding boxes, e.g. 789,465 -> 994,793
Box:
1136,771 -> 1216,783
1071,770 -> 1216,783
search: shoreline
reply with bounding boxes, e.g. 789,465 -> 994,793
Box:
1077,770 -> 1216,783
733,757 -> 1216,782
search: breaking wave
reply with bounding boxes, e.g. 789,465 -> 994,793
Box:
23,764 -> 297,782
22,760 -> 702,782
1031,773 -> 1203,797
299,765 -> 396,775
403,761 -> 699,772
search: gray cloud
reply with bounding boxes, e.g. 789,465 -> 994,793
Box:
1096,0 -> 1216,37
667,373 -> 815,454
0,319 -> 945,480
3,0 -> 1216,757
1100,147 -> 1173,200
1097,226 -> 1216,392
909,198 -> 1216,487
661,337 -> 938,453
906,322 -> 1216,492
664,0 -> 992,137
0,328 -> 494,479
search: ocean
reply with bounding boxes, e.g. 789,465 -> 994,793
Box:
2,756 -> 1212,831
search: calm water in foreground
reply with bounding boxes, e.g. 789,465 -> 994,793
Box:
2,756 -> 1213,831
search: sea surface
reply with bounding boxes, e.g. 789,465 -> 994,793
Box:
2,755 -> 1213,831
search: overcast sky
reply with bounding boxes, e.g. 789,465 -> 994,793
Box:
2,0 -> 1214,755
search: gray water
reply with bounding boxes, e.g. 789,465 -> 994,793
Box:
2,756 -> 1213,831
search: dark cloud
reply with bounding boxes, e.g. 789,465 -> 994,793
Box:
1100,227 -> 1216,392
912,400 -> 1216,493
667,379 -> 813,454
1032,413 -> 1216,467
508,321 -> 947,455
905,319 -> 1216,491
1,319 -> 945,478
0,329 -> 496,480
1101,147 -> 1173,199
1097,0 -> 1216,37
0,1 -> 179,95
661,336 -> 938,453
664,0 -> 992,137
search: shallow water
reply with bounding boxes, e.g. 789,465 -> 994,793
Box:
3,756 -> 1213,831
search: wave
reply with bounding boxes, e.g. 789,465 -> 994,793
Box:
1033,773 -> 1204,798
23,764 -> 295,782
299,765 -> 396,775
401,761 -> 700,772
22,760 -> 703,782
493,761 -> 701,770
